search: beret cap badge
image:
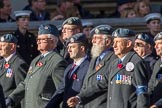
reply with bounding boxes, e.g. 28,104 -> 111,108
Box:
68,19 -> 72,24
70,38 -> 75,43
44,26 -> 48,30
1,37 -> 5,41
95,28 -> 100,34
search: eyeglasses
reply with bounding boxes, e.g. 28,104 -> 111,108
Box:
36,38 -> 53,42
134,42 -> 145,47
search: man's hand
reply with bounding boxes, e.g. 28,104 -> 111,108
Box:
67,96 -> 79,108
150,105 -> 158,108
5,97 -> 14,107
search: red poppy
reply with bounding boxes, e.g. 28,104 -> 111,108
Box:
37,62 -> 43,67
4,63 -> 10,69
117,63 -> 123,69
72,74 -> 77,80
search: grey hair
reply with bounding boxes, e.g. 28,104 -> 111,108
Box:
47,34 -> 58,46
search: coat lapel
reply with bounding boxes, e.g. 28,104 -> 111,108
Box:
88,51 -> 114,77
29,52 -> 54,75
0,54 -> 17,77
109,52 -> 135,80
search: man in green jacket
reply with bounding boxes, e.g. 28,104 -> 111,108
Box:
6,24 -> 68,108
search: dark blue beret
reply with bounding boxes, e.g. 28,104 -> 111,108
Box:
135,33 -> 154,45
117,0 -> 136,6
62,17 -> 82,26
154,32 -> 162,41
90,25 -> 113,37
38,24 -> 59,37
112,28 -> 135,38
0,34 -> 18,44
66,33 -> 87,45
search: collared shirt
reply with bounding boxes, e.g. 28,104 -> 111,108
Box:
69,55 -> 88,77
4,52 -> 16,62
120,54 -> 127,63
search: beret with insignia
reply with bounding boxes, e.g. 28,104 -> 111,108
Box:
62,17 -> 82,26
154,32 -> 162,41
0,34 -> 18,44
38,24 -> 59,37
112,28 -> 135,38
66,33 -> 87,45
135,33 -> 154,45
90,24 -> 113,37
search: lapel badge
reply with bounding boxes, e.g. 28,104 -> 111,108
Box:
37,61 -> 43,67
6,68 -> 13,78
126,62 -> 134,72
96,75 -> 103,81
95,64 -> 102,71
72,73 -> 77,80
28,66 -> 32,74
4,63 -> 10,69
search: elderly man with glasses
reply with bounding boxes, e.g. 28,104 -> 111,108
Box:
134,33 -> 157,78
5,24 -> 68,108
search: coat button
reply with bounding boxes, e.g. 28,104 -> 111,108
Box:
110,97 -> 111,100
110,81 -> 113,84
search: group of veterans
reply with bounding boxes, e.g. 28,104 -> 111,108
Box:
0,10 -> 162,108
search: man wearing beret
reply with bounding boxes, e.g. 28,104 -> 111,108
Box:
45,33 -> 90,108
6,24 -> 68,108
74,24 -> 117,108
67,28 -> 150,108
0,34 -> 29,108
149,32 -> 162,108
59,17 -> 83,63
134,33 -> 157,77
12,10 -> 39,65
145,13 -> 161,39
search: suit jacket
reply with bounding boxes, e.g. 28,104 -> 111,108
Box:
9,51 -> 68,108
45,57 -> 90,108
0,54 -> 28,97
78,51 -> 149,108
148,59 -> 162,108
0,54 -> 28,108
78,50 -> 117,108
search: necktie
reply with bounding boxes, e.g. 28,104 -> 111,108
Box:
68,63 -> 76,78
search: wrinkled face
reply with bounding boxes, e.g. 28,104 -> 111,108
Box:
127,10 -> 136,18
134,39 -> 148,57
113,37 -> 130,58
17,17 -> 30,30
91,34 -> 108,58
36,34 -> 55,53
62,24 -> 80,41
67,43 -> 83,59
147,20 -> 161,33
139,2 -> 150,16
154,39 -> 162,57
0,42 -> 13,57
1,0 -> 12,15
